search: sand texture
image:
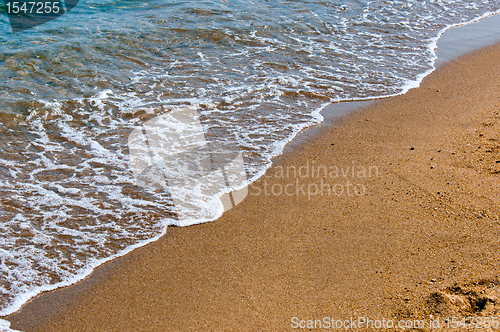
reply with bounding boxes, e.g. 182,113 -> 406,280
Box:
7,42 -> 500,332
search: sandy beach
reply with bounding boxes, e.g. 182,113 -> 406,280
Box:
6,36 -> 500,332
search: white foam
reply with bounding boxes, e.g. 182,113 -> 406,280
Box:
397,9 -> 500,96
0,319 -> 22,332
2,1 -> 500,320
0,225 -> 168,317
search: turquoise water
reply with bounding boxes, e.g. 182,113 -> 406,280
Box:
0,0 -> 499,316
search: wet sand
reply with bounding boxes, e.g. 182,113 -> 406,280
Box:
7,35 -> 500,332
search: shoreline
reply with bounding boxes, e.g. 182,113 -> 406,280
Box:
284,11 -> 500,154
5,15 -> 500,332
1,10 -> 500,321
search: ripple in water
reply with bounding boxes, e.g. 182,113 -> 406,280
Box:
0,0 -> 499,315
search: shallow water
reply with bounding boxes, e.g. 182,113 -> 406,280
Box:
0,0 -> 499,316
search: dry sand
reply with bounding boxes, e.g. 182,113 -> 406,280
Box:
7,42 -> 500,331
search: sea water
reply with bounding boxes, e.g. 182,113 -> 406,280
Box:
0,0 -> 499,316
